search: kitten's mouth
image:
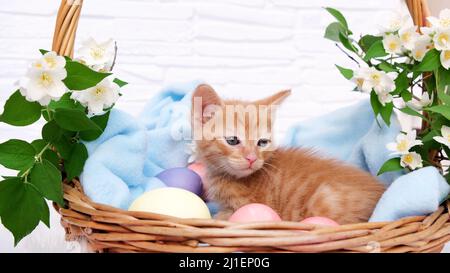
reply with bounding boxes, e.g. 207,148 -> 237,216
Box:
225,159 -> 262,178
229,165 -> 261,178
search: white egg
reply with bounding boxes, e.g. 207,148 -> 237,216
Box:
129,187 -> 211,219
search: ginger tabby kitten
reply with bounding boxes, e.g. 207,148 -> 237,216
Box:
192,84 -> 385,224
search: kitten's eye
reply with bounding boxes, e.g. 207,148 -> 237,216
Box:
225,136 -> 240,146
257,138 -> 271,147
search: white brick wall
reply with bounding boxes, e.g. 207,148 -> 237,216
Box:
0,0 -> 418,252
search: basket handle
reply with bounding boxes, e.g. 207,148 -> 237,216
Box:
406,0 -> 431,28
50,0 -> 431,59
52,0 -> 84,57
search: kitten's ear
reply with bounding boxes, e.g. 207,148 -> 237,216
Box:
192,84 -> 222,124
256,90 -> 291,106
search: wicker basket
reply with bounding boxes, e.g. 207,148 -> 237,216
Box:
53,0 -> 450,253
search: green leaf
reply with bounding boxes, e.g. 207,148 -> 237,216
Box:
39,200 -> 50,228
415,49 -> 440,72
63,61 -> 111,90
324,22 -> 346,42
324,7 -> 349,30
48,93 -> 85,111
399,106 -> 427,120
31,139 -> 47,153
65,143 -> 88,181
338,32 -> 357,52
42,120 -> 64,143
380,102 -> 394,126
0,90 -> 41,126
335,65 -> 353,80
0,140 -> 35,171
426,105 -> 450,120
53,136 -> 74,160
359,35 -> 382,53
370,90 -> 381,116
42,149 -> 60,169
39,49 -> 49,55
430,114 -> 449,131
0,178 -> 48,245
400,90 -> 413,102
79,111 -> 110,141
113,78 -> 128,88
438,90 -> 450,105
422,130 -> 439,142
392,71 -> 410,95
54,108 -> 102,132
377,61 -> 398,73
377,157 -> 403,175
29,159 -> 63,205
364,40 -> 388,61
424,74 -> 437,92
437,66 -> 450,92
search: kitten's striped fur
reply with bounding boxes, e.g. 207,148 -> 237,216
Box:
192,84 -> 385,224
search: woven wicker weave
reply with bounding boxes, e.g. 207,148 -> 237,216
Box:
52,0 -> 450,253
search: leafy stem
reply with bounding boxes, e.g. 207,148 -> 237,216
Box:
36,143 -> 51,159
46,106 -> 53,120
20,142 -> 51,181
335,43 -> 360,66
109,41 -> 118,72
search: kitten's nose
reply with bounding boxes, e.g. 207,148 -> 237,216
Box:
245,154 -> 257,166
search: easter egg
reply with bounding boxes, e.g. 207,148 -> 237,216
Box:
188,162 -> 210,199
228,203 -> 282,223
300,216 -> 339,226
188,162 -> 207,181
156,167 -> 203,196
129,187 -> 211,219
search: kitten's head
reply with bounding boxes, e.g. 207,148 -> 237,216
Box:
192,84 -> 290,179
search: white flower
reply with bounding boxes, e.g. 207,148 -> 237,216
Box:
351,67 -> 371,91
77,37 -> 115,70
411,35 -> 432,61
442,160 -> 450,169
379,12 -> 411,33
30,51 -> 66,72
427,9 -> 450,29
433,125 -> 450,148
383,34 -> 403,54
433,28 -> 450,51
41,51 -> 66,70
387,130 -> 423,155
19,63 -> 67,106
400,152 -> 423,170
421,26 -> 436,38
361,67 -> 397,94
406,92 -> 433,110
377,90 -> 393,106
399,25 -> 419,50
71,77 -> 120,115
440,50 -> 450,69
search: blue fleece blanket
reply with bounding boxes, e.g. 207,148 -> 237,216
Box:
81,82 -> 198,209
81,84 -> 449,221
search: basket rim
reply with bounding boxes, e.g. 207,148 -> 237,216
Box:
55,179 -> 450,253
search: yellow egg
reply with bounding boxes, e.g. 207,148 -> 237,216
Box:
128,187 -> 211,219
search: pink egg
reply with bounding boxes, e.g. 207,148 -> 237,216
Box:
300,216 -> 339,226
188,162 -> 206,181
228,203 -> 282,223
